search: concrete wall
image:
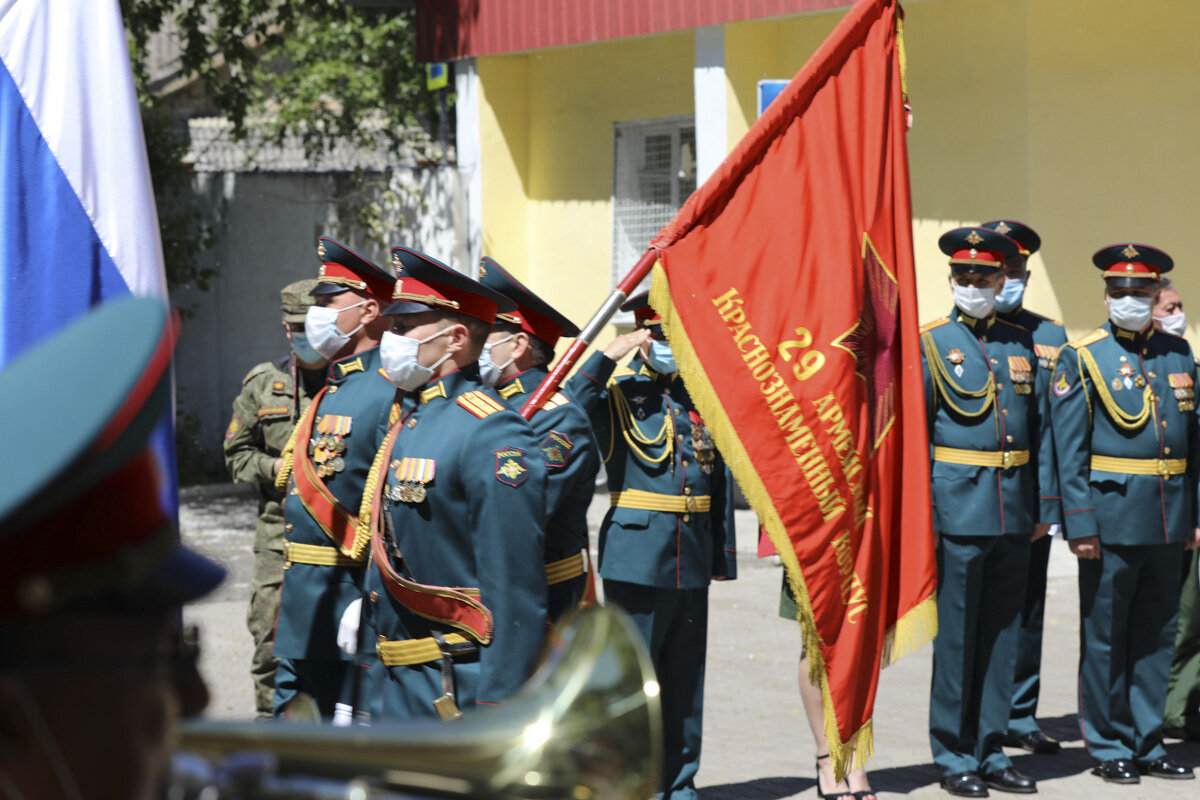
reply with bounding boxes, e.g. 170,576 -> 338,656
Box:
472,0 -> 1200,347
174,166 -> 460,478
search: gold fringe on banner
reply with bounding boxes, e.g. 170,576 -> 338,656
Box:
651,265 -> 876,779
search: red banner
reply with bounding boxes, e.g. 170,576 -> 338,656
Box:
648,0 -> 935,775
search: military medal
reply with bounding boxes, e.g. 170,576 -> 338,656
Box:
1111,376 -> 1124,392
1007,356 -> 1032,395
1169,373 -> 1195,411
311,415 -> 353,478
1134,375 -> 1146,389
1118,362 -> 1135,390
948,348 -> 965,378
688,412 -> 716,474
392,457 -> 436,503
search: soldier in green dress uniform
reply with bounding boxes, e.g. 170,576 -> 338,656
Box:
0,297 -> 224,799
922,227 -> 1058,797
223,278 -> 326,719
567,292 -> 737,800
347,247 -> 548,721
1050,243 -> 1200,784
980,220 -> 1068,756
477,256 -> 600,621
272,239 -> 399,718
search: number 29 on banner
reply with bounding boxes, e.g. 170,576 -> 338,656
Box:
778,327 -> 825,381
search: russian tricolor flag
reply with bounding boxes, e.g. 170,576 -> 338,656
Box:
0,0 -> 178,514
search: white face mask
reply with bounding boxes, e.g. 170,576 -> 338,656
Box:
379,326 -> 454,390
1155,311 -> 1188,337
1108,294 -> 1154,332
478,333 -> 516,387
993,277 -> 1026,314
952,284 -> 996,319
304,300 -> 367,360
644,339 -> 677,373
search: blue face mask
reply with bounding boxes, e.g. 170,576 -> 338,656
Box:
291,331 -> 324,365
644,339 -> 677,374
993,278 -> 1026,313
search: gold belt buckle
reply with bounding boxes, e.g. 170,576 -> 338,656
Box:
1157,459 -> 1170,476
684,495 -> 697,513
1001,451 -> 1014,470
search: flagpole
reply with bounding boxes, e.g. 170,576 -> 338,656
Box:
520,248 -> 658,419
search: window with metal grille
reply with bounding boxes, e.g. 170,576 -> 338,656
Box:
611,116 -> 697,302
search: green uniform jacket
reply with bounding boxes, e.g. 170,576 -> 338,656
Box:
276,347 -> 398,661
921,308 -> 1060,535
568,352 -> 737,589
496,366 -> 600,616
360,367 -> 548,713
1050,322 -> 1200,545
223,354 -> 315,552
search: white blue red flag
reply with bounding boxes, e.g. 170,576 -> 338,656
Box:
0,0 -> 177,514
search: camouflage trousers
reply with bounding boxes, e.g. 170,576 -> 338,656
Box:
247,547 -> 286,719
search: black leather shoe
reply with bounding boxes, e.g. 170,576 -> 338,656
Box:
1091,759 -> 1140,784
939,772 -> 989,797
1003,731 -> 1061,754
1137,757 -> 1195,780
983,767 -> 1037,794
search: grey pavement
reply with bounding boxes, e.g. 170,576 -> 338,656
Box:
181,484 -> 1200,798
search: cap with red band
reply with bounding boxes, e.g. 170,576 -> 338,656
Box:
1093,242 -> 1173,285
0,297 -> 224,622
938,226 -> 1020,273
477,256 -> 580,348
621,290 -> 661,325
981,219 -> 1041,257
386,246 -> 516,323
313,237 -> 395,300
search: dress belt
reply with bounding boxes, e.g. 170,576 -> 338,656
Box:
610,488 -> 711,513
545,551 -> 586,585
377,632 -> 476,666
283,540 -> 363,567
933,446 -> 1030,469
1090,455 -> 1187,476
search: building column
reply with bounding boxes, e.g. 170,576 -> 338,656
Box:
453,58 -> 482,277
693,26 -> 727,185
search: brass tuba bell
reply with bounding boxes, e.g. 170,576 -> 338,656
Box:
171,604 -> 662,799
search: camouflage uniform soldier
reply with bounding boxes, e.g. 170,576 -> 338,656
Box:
223,279 -> 327,718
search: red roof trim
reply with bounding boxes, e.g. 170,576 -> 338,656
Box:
415,0 -> 852,62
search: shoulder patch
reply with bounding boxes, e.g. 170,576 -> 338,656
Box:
1066,329 -> 1109,350
457,390 -> 505,419
540,431 -> 574,469
919,317 -> 950,335
225,416 -> 241,440
540,391 -> 570,411
494,447 -> 529,487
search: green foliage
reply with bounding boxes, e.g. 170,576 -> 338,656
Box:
121,1 -> 446,157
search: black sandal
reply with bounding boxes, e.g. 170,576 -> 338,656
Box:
815,754 -> 856,800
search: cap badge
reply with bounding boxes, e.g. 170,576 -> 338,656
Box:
965,231 -> 984,245
1121,244 -> 1140,259
993,221 -> 1012,235
478,263 -> 488,278
317,241 -> 326,260
317,264 -> 326,277
391,253 -> 402,272
1126,264 -> 1135,273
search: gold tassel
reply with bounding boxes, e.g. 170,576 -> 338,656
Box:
274,420 -> 300,491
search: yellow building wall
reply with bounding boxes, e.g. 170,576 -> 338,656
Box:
478,33 -> 694,347
479,0 -> 1200,351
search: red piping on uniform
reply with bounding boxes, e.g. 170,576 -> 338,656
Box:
1065,507 -> 1094,515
